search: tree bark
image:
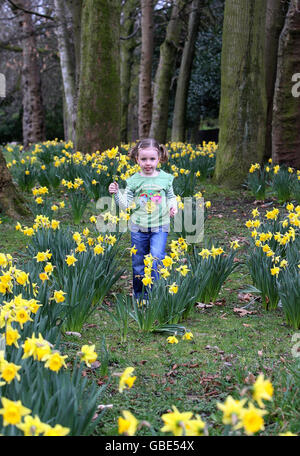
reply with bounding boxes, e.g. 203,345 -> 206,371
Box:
149,0 -> 185,143
54,0 -> 77,143
0,149 -> 30,218
138,0 -> 154,139
66,0 -> 82,90
214,0 -> 268,188
121,0 -> 139,143
127,45 -> 140,142
75,0 -> 121,153
171,0 -> 201,142
272,0 -> 300,169
19,0 -> 45,149
264,0 -> 289,161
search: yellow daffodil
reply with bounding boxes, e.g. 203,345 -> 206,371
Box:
78,344 -> 98,367
0,397 -> 31,426
167,335 -> 178,344
119,367 -> 137,393
234,402 -> 267,435
161,406 -> 193,436
217,396 -> 247,425
53,290 -> 66,303
43,423 -> 70,436
16,415 -> 47,436
65,255 -> 77,266
130,245 -> 138,256
182,332 -> 193,341
118,410 -> 138,436
252,374 -> 274,408
43,352 -> 68,372
185,415 -> 206,436
168,282 -> 178,294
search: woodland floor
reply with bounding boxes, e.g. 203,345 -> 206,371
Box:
0,178 -> 299,436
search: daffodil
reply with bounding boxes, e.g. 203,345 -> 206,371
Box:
182,332 -> 193,341
65,254 -> 77,266
234,402 -> 267,435
118,410 -> 138,436
167,335 -> 178,344
43,352 -> 68,372
161,406 -> 193,436
279,431 -> 298,436
16,415 -> 47,436
185,415 -> 206,436
53,290 -> 66,303
0,360 -> 21,384
130,245 -> 138,256
119,367 -> 137,393
217,396 -> 247,425
168,282 -> 178,294
252,374 -> 274,408
79,344 -> 98,367
0,397 -> 31,426
5,327 -> 20,348
94,244 -> 104,255
43,423 -> 70,436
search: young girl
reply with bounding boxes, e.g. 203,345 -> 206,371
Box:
108,138 -> 178,300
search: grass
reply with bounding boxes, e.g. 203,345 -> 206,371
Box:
0,169 -> 299,436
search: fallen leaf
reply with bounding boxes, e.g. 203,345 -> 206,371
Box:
65,331 -> 82,338
196,302 -> 213,309
242,323 -> 252,327
233,307 -> 256,317
214,298 -> 226,306
238,292 -> 255,302
97,404 -> 113,410
244,373 -> 256,384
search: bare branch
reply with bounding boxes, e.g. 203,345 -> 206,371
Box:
6,0 -> 54,20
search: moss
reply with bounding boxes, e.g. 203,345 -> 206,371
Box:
76,0 -> 121,153
215,0 -> 267,187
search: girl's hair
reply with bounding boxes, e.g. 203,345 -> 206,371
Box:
129,138 -> 169,163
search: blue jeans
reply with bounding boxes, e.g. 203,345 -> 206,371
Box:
130,224 -> 169,299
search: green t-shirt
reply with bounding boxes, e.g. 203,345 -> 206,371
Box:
118,170 -> 176,228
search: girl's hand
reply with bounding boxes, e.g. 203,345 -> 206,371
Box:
170,206 -> 178,217
109,182 -> 119,194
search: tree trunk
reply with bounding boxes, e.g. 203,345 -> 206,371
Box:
264,0 -> 289,161
272,0 -> 300,169
54,0 -> 77,143
127,46 -> 140,142
171,0 -> 201,142
0,150 -> 30,218
66,0 -> 82,90
214,0 -> 268,188
75,0 -> 121,153
138,0 -> 154,139
19,0 -> 45,149
149,0 -> 185,143
121,0 -> 139,143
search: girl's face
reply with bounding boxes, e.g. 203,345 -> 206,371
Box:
137,147 -> 159,175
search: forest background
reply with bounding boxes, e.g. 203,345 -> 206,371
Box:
0,0 -> 299,208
